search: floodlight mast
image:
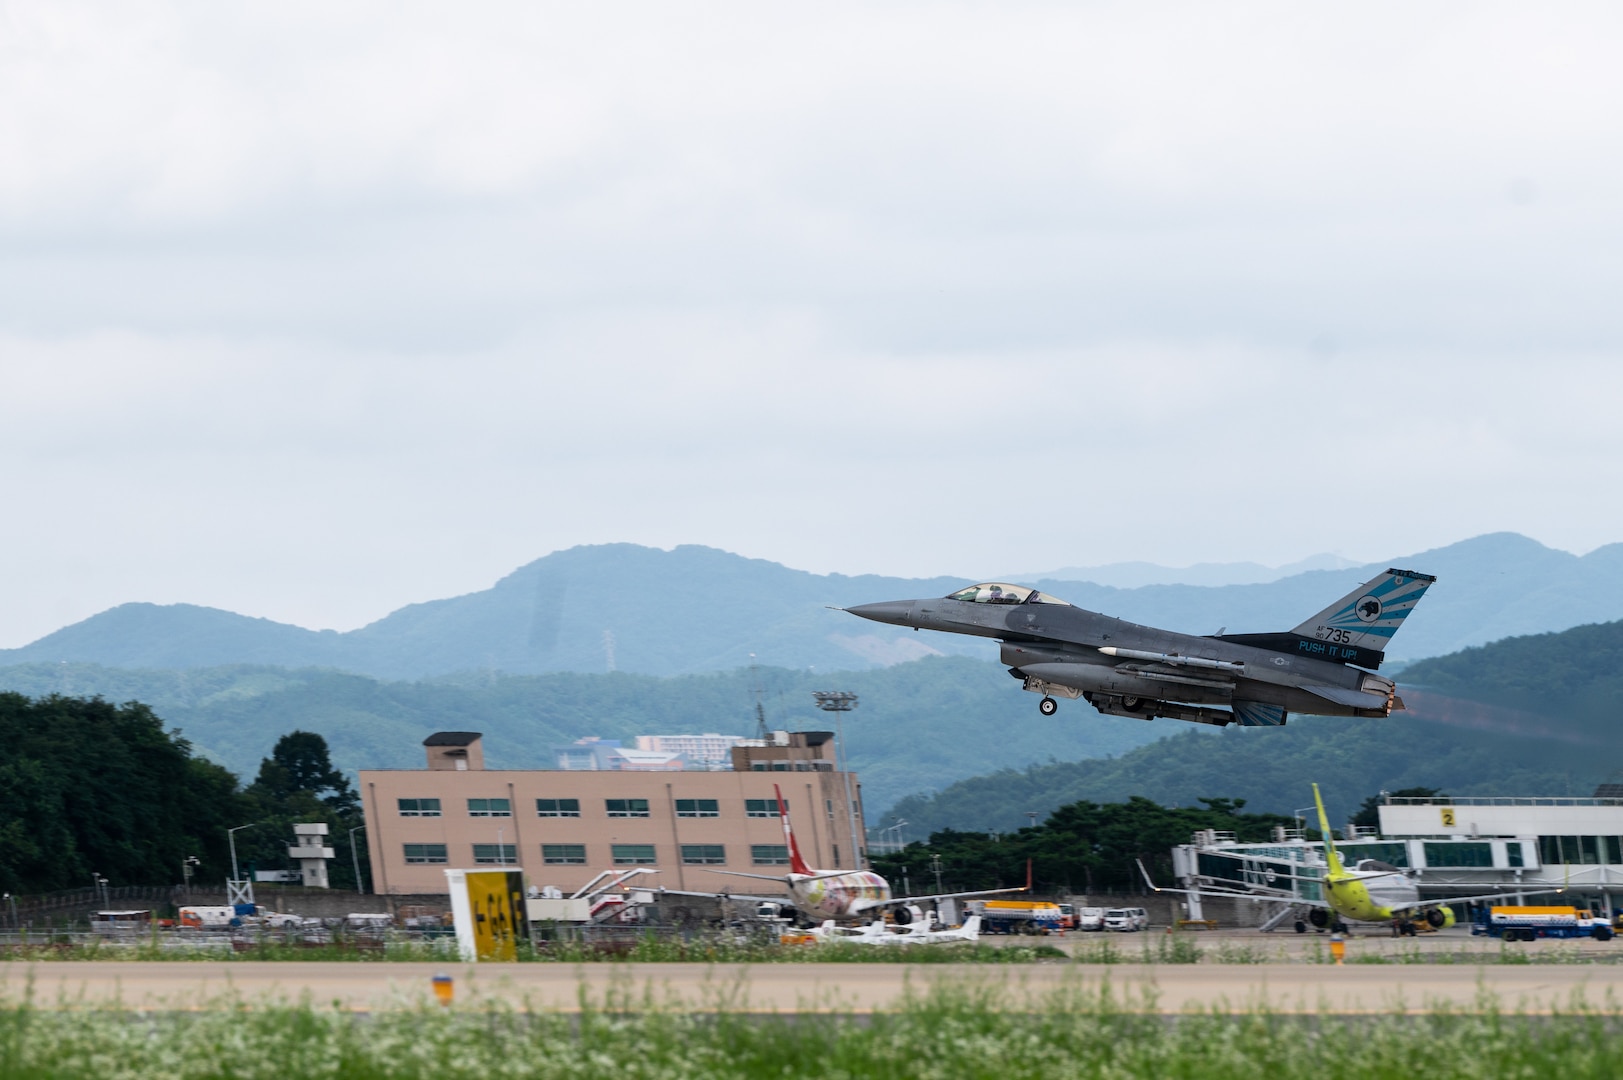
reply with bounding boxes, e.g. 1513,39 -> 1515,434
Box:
812,691 -> 864,870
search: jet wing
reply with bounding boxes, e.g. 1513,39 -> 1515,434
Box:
657,886 -> 789,905
850,885 -> 1027,914
1384,887 -> 1564,912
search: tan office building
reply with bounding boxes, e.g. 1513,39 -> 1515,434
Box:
361,731 -> 869,896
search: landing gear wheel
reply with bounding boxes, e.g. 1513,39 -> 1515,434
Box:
1331,921 -> 1350,935
1294,921 -> 1308,934
1039,696 -> 1058,716
1122,696 -> 1144,710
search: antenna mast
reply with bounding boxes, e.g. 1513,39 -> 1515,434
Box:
750,654 -> 768,740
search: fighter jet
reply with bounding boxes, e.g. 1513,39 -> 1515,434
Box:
846,568 -> 1435,727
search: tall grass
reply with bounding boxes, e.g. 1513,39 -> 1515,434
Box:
3,978 -> 1623,1079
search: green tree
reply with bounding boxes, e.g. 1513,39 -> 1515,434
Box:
872,794 -> 1295,896
0,693 -> 248,893
239,731 -> 367,890
1350,787 -> 1446,829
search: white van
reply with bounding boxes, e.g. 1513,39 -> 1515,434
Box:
1103,907 -> 1149,932
1075,907 -> 1106,931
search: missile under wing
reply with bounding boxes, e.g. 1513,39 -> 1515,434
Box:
846,569 -> 1435,728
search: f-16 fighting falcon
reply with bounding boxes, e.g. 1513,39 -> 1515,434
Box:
846,568 -> 1435,727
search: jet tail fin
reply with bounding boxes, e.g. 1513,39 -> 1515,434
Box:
776,783 -> 814,876
1313,783 -> 1345,878
1289,568 -> 1436,659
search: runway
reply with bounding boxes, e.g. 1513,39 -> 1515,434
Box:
7,960 -> 1623,1014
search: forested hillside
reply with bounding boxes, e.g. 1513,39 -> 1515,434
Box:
881,714 -> 1611,838
1399,618 -> 1623,744
0,657 -> 1172,818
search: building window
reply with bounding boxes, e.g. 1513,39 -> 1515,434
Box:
1507,841 -> 1525,868
472,843 -> 518,864
612,844 -> 656,865
745,798 -> 786,818
681,844 -> 726,865
827,799 -> 835,820
675,799 -> 720,818
536,798 -> 581,818
467,798 -> 512,818
1422,842 -> 1494,869
605,798 -> 650,818
752,845 -> 790,865
403,843 -> 447,864
542,844 -> 587,865
398,798 -> 442,817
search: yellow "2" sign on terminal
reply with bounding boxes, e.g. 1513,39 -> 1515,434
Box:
1440,808 -> 1457,827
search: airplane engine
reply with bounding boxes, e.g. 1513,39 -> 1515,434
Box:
1427,906 -> 1455,929
1309,908 -> 1329,929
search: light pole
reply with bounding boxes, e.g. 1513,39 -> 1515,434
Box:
1025,811 -> 1039,830
93,874 -> 109,910
181,855 -> 199,891
227,823 -> 260,884
930,852 -> 945,894
4,892 -> 15,928
813,690 -> 863,870
349,825 -> 367,894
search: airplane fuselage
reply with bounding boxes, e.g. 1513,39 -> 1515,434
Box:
789,870 -> 891,919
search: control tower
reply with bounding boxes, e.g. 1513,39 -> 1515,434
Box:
288,822 -> 335,888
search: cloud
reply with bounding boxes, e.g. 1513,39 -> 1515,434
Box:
0,3 -> 1621,644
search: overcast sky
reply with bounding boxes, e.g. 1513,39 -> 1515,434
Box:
3,2 -> 1623,647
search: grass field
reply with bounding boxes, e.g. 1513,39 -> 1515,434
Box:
3,978 -> 1623,1079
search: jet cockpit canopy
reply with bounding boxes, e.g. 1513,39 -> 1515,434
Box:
945,583 -> 1071,606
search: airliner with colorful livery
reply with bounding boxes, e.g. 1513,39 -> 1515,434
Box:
660,784 -> 1024,924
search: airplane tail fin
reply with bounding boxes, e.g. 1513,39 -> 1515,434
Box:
1313,783 -> 1345,878
776,783 -> 814,876
1289,568 -> 1436,663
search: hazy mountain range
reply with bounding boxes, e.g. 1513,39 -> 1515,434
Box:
3,532 -> 1621,678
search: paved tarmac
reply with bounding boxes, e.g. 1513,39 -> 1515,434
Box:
7,959 -> 1623,1014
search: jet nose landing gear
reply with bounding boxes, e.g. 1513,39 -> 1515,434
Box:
1038,696 -> 1058,716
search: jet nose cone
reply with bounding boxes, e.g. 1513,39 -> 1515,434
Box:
845,600 -> 916,626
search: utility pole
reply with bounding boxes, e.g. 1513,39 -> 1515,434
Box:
813,691 -> 863,869
349,825 -> 367,894
930,852 -> 944,894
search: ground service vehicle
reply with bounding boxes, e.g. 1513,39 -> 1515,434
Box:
1104,907 -> 1149,932
1075,907 -> 1105,931
1472,906 -> 1615,941
966,900 -> 1064,934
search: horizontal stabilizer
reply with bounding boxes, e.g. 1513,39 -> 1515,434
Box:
1301,684 -> 1391,710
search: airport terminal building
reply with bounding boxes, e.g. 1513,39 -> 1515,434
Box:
1172,792 -> 1623,920
360,731 -> 867,896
